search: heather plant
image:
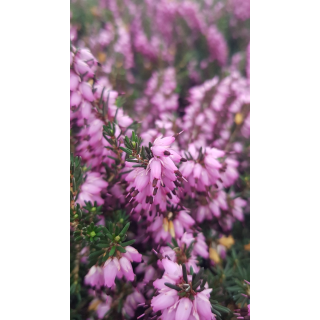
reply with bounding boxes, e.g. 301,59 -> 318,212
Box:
70,0 -> 249,319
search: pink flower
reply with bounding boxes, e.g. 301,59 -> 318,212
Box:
103,246 -> 142,287
229,0 -> 250,21
148,209 -> 195,242
91,293 -> 112,319
76,172 -> 108,207
194,190 -> 228,223
180,146 -> 224,195
151,259 -> 215,320
230,196 -> 247,221
84,266 -> 104,288
158,235 -> 200,272
123,289 -> 145,317
124,135 -> 186,216
103,257 -> 119,287
246,43 -> 250,80
176,297 -> 193,319
70,45 -> 134,173
181,232 -> 209,259
70,70 -> 79,91
220,158 -> 239,188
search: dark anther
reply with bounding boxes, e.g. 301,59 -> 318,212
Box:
152,178 -> 158,187
174,170 -> 182,177
131,190 -> 139,197
174,180 -> 181,187
133,202 -> 139,208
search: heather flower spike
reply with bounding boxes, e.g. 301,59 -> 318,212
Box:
123,132 -> 188,215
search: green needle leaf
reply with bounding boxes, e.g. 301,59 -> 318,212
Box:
182,264 -> 188,283
109,246 -> 116,257
119,222 -> 130,236
120,239 -> 135,247
88,250 -> 104,260
164,283 -> 182,291
117,246 -> 126,253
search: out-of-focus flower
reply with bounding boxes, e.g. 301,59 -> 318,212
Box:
84,266 -> 104,288
76,172 -> 108,207
123,289 -> 145,318
88,293 -> 112,319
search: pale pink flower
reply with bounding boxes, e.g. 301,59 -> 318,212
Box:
103,246 -> 142,287
84,266 -> 104,288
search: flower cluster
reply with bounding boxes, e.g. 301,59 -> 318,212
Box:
70,0 -> 250,319
123,134 -> 187,216
151,260 -> 214,320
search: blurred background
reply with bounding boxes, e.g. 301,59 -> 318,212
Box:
70,0 -> 249,118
